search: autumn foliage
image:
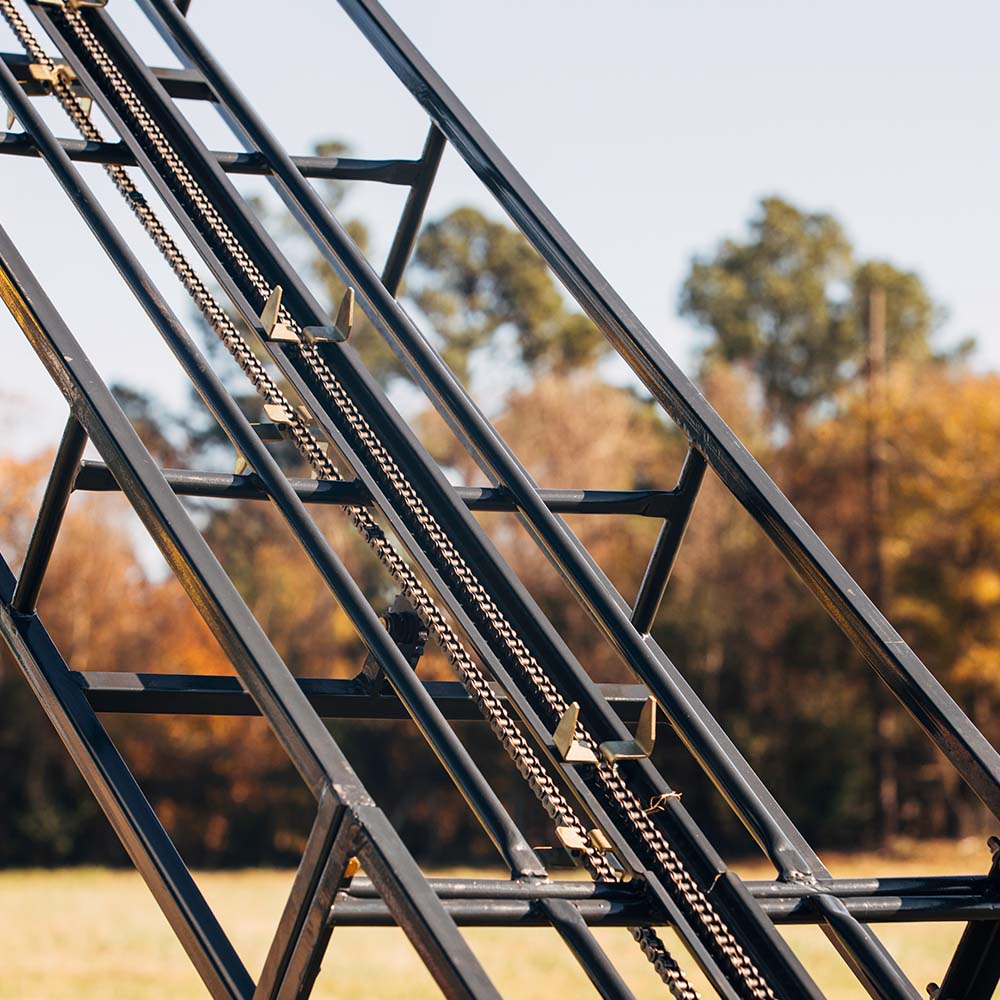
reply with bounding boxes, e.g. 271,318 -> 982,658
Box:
1,196 -> 996,866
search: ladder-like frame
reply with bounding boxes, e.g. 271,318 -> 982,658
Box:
0,2 -> 997,997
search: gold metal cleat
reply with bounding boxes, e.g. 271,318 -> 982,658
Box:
555,825 -> 588,852
552,701 -> 599,764
587,828 -> 613,852
599,697 -> 657,763
262,402 -> 294,425
259,285 -> 298,343
303,287 -> 354,344
25,64 -> 74,93
233,452 -> 250,476
36,0 -> 109,10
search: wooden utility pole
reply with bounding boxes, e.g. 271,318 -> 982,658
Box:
865,286 -> 898,841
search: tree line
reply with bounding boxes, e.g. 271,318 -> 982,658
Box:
1,186 -> 995,868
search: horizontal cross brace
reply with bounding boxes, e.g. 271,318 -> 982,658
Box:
74,461 -> 680,517
344,874 -> 992,903
0,131 -> 421,184
2,50 -> 213,100
329,893 -> 1000,928
74,670 -> 658,723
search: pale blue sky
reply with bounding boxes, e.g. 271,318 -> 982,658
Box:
0,0 -> 997,454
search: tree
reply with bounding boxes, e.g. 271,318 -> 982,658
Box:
411,207 -> 607,383
679,197 -> 953,428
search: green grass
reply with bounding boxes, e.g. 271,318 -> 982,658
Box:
0,840 -> 988,998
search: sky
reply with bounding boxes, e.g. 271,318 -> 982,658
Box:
0,0 -> 997,456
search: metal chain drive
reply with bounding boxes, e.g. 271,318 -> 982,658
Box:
4,1 -> 780,994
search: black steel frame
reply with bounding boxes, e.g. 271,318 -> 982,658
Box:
0,1 -> 995,997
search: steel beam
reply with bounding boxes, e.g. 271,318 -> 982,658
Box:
74,671 -> 659,724
0,131 -> 421,183
11,413 -> 87,613
73,459 -> 681,517
1,49 -> 212,99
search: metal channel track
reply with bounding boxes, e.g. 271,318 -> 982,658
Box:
0,1 -> 996,997
31,4 -> 824,997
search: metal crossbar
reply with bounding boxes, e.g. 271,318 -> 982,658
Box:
0,1 -> 996,997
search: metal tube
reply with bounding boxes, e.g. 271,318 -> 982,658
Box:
1,50 -> 212,99
381,122 -> 446,294
0,131 -> 421,183
11,414 -> 88,613
75,671 -> 658,724
631,449 -> 706,633
327,894 -> 1000,928
540,897 -> 637,1000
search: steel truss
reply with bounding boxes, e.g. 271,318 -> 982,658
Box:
0,1 -> 997,997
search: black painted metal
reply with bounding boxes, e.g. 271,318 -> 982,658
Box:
935,842 -> 1000,1000
11,413 -> 87,613
74,670 -> 658,723
74,459 -> 682,516
321,0 -> 1000,828
631,449 -> 705,633
0,130 -> 422,182
2,49 -> 211,99
328,894 -> 1000,928
381,122 -> 446,294
0,554 -> 253,1000
0,0 -> 996,996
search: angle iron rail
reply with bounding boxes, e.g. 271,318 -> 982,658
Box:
0,130 -> 423,182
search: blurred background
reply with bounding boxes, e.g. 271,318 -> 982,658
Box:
0,0 -> 997,878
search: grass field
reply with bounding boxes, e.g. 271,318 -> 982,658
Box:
0,839 -> 989,998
